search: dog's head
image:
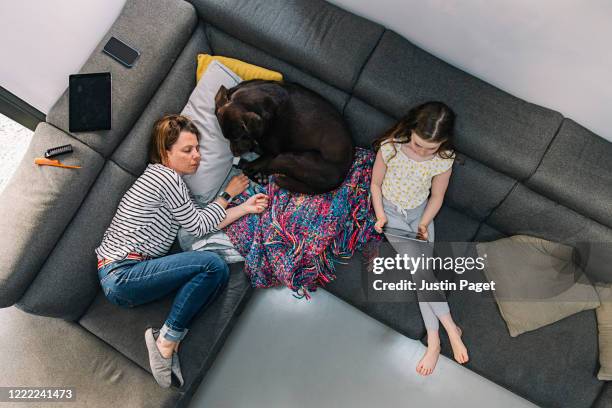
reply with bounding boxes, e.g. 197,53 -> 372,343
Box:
215,85 -> 264,156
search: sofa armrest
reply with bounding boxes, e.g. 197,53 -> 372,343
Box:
0,123 -> 104,307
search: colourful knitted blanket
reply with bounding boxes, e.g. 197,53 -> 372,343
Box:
224,147 -> 382,298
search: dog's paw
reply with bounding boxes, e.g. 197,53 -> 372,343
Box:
251,172 -> 269,186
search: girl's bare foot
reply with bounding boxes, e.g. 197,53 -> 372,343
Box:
174,341 -> 181,353
448,325 -> 469,364
416,343 -> 441,376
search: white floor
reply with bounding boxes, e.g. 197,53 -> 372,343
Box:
190,288 -> 536,408
0,113 -> 33,193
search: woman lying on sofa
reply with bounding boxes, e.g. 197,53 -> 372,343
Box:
94,114 -> 269,388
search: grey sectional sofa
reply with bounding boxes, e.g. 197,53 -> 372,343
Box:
1,0 -> 611,407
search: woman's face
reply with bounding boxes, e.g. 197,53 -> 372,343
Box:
163,131 -> 201,175
408,131 -> 442,158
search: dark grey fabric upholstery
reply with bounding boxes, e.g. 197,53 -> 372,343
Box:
204,26 -> 349,113
343,96 -> 396,148
527,119 -> 612,229
352,30 -> 563,180
473,223 -> 507,242
79,263 -> 252,393
47,0 -> 197,158
112,23 -> 210,176
440,266 -> 603,408
0,306 -> 180,407
594,385 -> 612,408
487,184 -> 612,246
0,123 -> 104,308
325,250 -> 426,340
433,204 -> 481,242
445,154 -> 516,221
17,162 -> 136,320
191,0 -> 384,91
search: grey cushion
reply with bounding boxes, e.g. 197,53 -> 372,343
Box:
325,248 -> 426,340
181,60 -> 240,202
440,266 -> 603,408
0,306 -> 180,407
352,30 -> 563,180
111,23 -> 211,176
445,154 -> 516,221
343,96 -> 395,148
487,184 -> 612,246
79,262 -> 252,392
433,204 -> 481,242
0,123 -> 104,308
47,0 -> 197,158
476,235 -> 600,337
205,26 -> 349,113
17,162 -> 135,320
192,0 -> 384,91
527,119 -> 612,229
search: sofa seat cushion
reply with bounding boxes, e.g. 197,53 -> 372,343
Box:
0,306 -> 180,407
439,266 -> 603,408
0,123 -> 104,308
325,247 -> 426,340
433,204 -> 481,242
192,0 -> 384,91
352,30 -> 563,180
47,0 -> 197,158
16,162 -> 135,320
79,262 -> 252,391
526,119 -> 612,229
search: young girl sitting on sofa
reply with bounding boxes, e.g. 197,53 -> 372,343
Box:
369,101 -> 469,375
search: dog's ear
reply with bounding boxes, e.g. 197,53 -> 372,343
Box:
215,85 -> 229,108
242,112 -> 264,137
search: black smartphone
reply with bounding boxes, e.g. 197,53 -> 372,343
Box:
102,36 -> 140,68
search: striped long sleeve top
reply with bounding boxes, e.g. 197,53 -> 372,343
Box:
95,163 -> 226,261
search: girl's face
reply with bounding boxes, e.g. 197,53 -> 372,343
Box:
163,131 -> 201,175
407,131 -> 443,158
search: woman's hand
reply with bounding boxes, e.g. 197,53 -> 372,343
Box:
225,174 -> 250,198
242,193 -> 269,214
374,215 -> 387,233
416,224 -> 429,241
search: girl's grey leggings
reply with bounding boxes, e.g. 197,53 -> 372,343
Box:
382,197 -> 450,331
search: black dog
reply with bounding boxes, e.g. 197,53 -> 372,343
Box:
214,80 -> 354,194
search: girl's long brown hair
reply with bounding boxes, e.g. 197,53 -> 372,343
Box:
149,114 -> 200,165
372,101 -> 456,162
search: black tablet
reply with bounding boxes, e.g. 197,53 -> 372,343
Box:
69,72 -> 111,132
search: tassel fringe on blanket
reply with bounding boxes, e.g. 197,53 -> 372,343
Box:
224,147 -> 382,298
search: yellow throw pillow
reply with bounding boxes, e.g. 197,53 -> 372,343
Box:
196,54 -> 283,82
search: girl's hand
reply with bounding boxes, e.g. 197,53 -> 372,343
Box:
242,193 -> 269,214
416,224 -> 429,241
374,215 -> 387,233
225,174 -> 250,198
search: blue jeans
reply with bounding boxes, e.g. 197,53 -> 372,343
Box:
98,251 -> 230,342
